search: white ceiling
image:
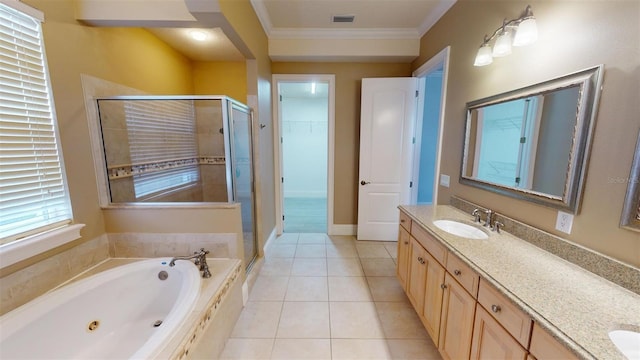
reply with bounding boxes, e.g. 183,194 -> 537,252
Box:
145,0 -> 456,62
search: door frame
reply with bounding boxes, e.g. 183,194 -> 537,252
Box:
272,74 -> 336,235
411,46 -> 451,205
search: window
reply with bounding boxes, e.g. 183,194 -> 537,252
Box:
0,1 -> 72,244
124,100 -> 200,200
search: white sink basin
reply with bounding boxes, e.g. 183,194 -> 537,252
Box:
609,329 -> 640,359
433,220 -> 488,240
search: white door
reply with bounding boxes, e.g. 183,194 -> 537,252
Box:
357,77 -> 418,241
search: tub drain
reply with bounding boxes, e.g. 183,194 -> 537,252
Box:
87,320 -> 100,332
158,271 -> 168,280
153,320 -> 163,327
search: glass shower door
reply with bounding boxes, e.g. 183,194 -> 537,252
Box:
227,101 -> 257,269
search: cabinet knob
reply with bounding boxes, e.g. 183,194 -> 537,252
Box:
440,284 -> 447,289
400,219 -> 406,223
491,304 -> 501,313
404,241 -> 408,245
453,269 -> 462,276
417,257 -> 425,264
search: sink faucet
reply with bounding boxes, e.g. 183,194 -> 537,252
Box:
169,248 -> 211,278
483,209 -> 493,227
471,209 -> 482,223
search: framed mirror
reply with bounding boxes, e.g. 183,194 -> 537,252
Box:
620,130 -> 640,231
460,65 -> 604,213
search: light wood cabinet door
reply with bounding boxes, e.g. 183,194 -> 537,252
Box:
396,226 -> 411,290
407,237 -> 429,312
438,273 -> 477,360
470,304 -> 527,360
421,250 -> 446,346
529,323 -> 579,360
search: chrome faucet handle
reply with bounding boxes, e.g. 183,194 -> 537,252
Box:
471,209 -> 482,223
483,209 -> 493,227
492,221 -> 504,233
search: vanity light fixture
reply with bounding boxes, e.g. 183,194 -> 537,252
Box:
473,5 -> 538,66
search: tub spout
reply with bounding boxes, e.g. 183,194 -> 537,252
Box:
169,248 -> 211,278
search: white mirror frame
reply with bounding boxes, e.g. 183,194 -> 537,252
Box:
460,65 -> 604,213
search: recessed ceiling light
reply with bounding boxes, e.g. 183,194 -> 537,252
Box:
189,30 -> 208,41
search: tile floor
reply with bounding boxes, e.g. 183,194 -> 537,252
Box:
283,198 -> 327,233
220,233 -> 442,360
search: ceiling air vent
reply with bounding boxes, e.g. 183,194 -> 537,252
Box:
332,15 -> 355,23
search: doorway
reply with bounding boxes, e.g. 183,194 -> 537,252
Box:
273,75 -> 336,235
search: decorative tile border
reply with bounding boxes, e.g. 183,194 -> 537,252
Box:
171,262 -> 242,360
107,157 -> 225,179
450,196 -> 640,295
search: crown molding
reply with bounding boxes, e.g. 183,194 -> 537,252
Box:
269,28 -> 420,40
418,0 -> 456,36
250,0 -> 272,36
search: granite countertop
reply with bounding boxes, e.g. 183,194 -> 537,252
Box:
399,205 -> 640,360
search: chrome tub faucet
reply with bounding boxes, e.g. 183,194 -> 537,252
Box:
169,248 -> 211,278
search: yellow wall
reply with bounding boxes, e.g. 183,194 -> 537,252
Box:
219,0 -> 274,254
193,61 -> 247,101
413,1 -> 640,267
18,0 -> 192,253
271,62 -> 412,225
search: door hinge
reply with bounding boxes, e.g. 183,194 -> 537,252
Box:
412,137 -> 416,144
281,137 -> 283,144
282,215 -> 285,221
409,181 -> 413,188
515,177 -> 521,184
281,177 -> 284,183
279,94 -> 282,101
415,90 -> 419,98
520,137 -> 526,144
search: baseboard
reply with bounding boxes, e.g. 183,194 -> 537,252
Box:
263,227 -> 277,254
329,224 -> 356,236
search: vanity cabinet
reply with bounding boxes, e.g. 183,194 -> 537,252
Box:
438,272 -> 477,360
470,304 -> 528,360
397,227 -> 411,290
529,323 -> 579,360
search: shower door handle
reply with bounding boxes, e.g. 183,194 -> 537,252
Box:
360,180 -> 371,186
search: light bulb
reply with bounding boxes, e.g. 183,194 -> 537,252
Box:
492,30 -> 512,57
513,18 -> 538,46
474,44 -> 493,66
189,30 -> 208,41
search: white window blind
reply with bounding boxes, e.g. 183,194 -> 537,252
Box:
124,100 -> 199,199
0,2 -> 72,243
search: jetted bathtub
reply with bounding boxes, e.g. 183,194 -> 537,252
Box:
0,258 -> 201,359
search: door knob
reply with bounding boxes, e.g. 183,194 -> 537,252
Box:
360,180 -> 371,185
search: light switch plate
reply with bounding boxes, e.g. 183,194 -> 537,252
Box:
555,211 -> 574,234
440,174 -> 450,188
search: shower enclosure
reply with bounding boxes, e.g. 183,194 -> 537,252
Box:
95,96 -> 257,268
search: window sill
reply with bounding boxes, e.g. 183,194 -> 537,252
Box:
0,224 -> 85,270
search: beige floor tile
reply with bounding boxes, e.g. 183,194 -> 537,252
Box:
291,258 -> 327,276
260,258 -> 294,276
329,302 -> 385,339
266,245 -> 297,258
375,301 -> 429,339
295,244 -> 326,258
230,301 -> 283,338
384,243 -> 398,259
327,235 -> 356,245
366,277 -> 408,302
270,339 -> 331,360
356,243 -> 392,258
274,233 -> 299,245
327,258 -> 363,276
387,339 -> 442,359
331,339 -> 392,360
276,302 -> 330,338
328,276 -> 372,301
326,244 -> 358,258
361,258 -> 397,276
249,276 -> 290,301
285,276 -> 328,301
219,338 -> 274,360
298,233 -> 329,244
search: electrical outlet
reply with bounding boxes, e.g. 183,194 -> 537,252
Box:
555,211 -> 574,234
440,174 -> 450,188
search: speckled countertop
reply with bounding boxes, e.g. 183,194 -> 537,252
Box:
399,205 -> 640,360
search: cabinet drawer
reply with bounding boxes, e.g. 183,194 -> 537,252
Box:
529,323 -> 578,360
446,254 -> 479,298
477,279 -> 532,348
399,211 -> 411,231
470,304 -> 528,360
411,223 -> 446,265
